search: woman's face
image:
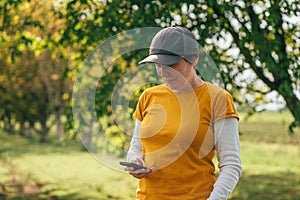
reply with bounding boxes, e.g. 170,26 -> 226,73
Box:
155,59 -> 193,91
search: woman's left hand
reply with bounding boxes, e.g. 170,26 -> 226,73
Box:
125,167 -> 153,179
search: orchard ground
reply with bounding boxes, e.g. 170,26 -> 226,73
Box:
0,110 -> 299,200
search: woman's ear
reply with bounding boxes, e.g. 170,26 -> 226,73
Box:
192,56 -> 199,69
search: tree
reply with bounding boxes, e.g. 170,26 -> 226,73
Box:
196,0 -> 299,132
1,0 -> 298,143
0,0 -> 74,141
69,0 -> 300,132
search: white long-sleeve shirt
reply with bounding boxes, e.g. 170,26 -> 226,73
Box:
127,117 -> 242,200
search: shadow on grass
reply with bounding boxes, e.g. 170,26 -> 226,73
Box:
0,180 -> 122,200
0,130 -> 85,160
232,173 -> 300,200
0,186 -> 80,200
2,172 -> 299,200
0,130 -> 125,200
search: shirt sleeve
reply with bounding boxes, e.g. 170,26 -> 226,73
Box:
208,118 -> 242,200
127,119 -> 144,165
213,90 -> 239,123
133,91 -> 146,121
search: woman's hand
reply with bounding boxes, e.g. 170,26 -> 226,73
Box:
124,158 -> 154,179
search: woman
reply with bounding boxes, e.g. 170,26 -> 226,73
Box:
124,26 -> 242,200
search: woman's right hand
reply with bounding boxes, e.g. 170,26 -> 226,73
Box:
124,158 -> 154,179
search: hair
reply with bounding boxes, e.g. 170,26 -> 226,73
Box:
183,55 -> 198,64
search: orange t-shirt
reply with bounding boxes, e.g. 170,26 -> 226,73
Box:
134,82 -> 239,200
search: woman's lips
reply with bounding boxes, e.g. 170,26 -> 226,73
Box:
164,79 -> 176,82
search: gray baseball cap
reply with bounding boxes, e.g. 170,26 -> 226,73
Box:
139,26 -> 199,66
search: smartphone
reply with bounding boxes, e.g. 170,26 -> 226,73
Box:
119,161 -> 148,170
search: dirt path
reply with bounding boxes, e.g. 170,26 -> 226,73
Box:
0,160 -> 45,199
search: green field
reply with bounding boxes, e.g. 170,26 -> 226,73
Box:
0,111 -> 300,200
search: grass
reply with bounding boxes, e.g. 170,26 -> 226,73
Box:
0,110 -> 300,199
233,110 -> 300,200
0,133 -> 138,200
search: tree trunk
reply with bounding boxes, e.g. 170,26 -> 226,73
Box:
19,122 -> 25,136
56,106 -> 64,140
277,81 -> 300,132
40,124 -> 49,142
39,111 -> 49,142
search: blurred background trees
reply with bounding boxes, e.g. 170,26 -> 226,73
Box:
0,0 -> 299,143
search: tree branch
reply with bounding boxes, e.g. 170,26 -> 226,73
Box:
210,2 -> 277,89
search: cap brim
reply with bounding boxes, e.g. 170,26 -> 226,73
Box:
138,54 -> 182,66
